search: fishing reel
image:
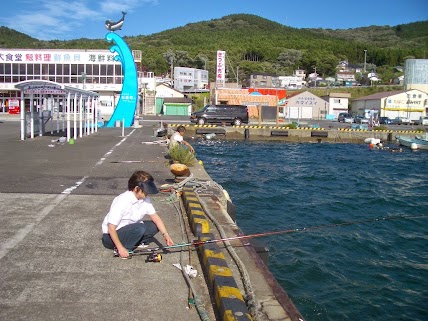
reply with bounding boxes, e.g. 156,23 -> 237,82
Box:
146,252 -> 162,263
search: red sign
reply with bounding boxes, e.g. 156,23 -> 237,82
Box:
8,99 -> 20,114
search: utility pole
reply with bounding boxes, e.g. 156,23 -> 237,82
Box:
364,50 -> 367,73
313,66 -> 317,87
170,57 -> 174,86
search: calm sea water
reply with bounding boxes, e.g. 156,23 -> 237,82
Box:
192,140 -> 428,321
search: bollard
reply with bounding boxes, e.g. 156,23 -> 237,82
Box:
244,128 -> 250,140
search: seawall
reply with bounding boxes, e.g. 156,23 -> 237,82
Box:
171,124 -> 424,144
179,157 -> 305,321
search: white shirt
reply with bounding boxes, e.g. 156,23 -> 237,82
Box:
102,190 -> 156,234
169,131 -> 183,147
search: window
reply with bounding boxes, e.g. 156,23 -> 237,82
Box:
5,64 -> 11,75
49,64 -> 55,75
78,64 -> 84,75
70,64 -> 78,79
85,64 -> 93,75
63,64 -> 69,75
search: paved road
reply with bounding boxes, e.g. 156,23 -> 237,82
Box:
0,119 -> 213,321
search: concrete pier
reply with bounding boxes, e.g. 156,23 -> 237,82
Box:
0,118 -> 303,321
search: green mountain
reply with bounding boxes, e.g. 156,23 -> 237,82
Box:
1,14 -> 427,83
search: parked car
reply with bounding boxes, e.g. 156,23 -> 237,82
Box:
379,117 -> 393,125
392,117 -> 411,125
354,115 -> 369,124
338,112 -> 353,123
413,116 -> 428,126
190,104 -> 249,126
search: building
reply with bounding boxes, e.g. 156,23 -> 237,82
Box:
283,91 -> 328,120
294,69 -> 306,80
249,73 -> 279,88
173,67 -> 209,92
350,89 -> 428,121
336,71 -> 356,84
278,76 -> 305,89
155,83 -> 191,115
0,49 -> 124,115
0,48 -> 159,118
405,59 -> 428,92
321,92 -> 351,119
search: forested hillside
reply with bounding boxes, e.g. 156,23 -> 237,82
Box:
1,14 -> 427,84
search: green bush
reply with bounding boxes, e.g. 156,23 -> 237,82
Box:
168,144 -> 196,166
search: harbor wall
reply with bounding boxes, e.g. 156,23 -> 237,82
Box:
179,152 -> 305,321
172,124 -> 424,144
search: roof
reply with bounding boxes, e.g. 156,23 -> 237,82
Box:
163,97 -> 193,104
352,90 -> 405,101
322,92 -> 351,98
15,80 -> 99,97
250,72 -> 277,77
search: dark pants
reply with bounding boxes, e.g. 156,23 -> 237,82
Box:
102,221 -> 158,250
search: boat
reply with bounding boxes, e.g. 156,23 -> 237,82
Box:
396,134 -> 428,150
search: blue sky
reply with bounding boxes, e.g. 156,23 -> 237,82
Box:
1,0 -> 427,41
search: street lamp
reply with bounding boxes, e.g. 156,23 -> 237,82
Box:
364,50 -> 367,73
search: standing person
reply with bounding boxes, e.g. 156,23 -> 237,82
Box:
102,170 -> 174,259
169,125 -> 195,153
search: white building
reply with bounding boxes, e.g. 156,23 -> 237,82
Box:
405,59 -> 428,92
173,67 -> 208,92
0,48 -> 156,117
278,76 -> 305,89
350,89 -> 428,121
321,93 -> 351,119
283,91 -> 328,120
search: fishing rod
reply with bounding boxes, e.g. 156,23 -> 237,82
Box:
174,213 -> 427,247
120,214 -> 427,261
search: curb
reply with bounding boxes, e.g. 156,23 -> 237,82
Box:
181,187 -> 253,321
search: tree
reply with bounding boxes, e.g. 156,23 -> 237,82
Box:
277,49 -> 303,69
163,49 -> 176,73
194,54 -> 208,70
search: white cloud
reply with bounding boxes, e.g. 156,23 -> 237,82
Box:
0,0 -> 160,40
100,0 -> 158,15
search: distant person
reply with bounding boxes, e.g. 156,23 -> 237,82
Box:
101,170 -> 174,259
169,125 -> 195,153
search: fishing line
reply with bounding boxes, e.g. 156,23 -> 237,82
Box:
128,214 -> 427,257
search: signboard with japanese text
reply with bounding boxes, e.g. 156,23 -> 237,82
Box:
0,49 -> 119,64
22,83 -> 66,95
216,50 -> 225,88
7,99 -> 20,114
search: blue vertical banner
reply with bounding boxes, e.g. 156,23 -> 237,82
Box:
105,32 -> 138,127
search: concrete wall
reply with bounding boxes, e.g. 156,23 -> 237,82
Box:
173,124 -> 424,144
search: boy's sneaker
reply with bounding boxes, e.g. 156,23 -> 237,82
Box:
136,243 -> 149,249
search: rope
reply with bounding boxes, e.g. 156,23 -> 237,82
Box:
192,182 -> 266,321
171,191 -> 212,321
